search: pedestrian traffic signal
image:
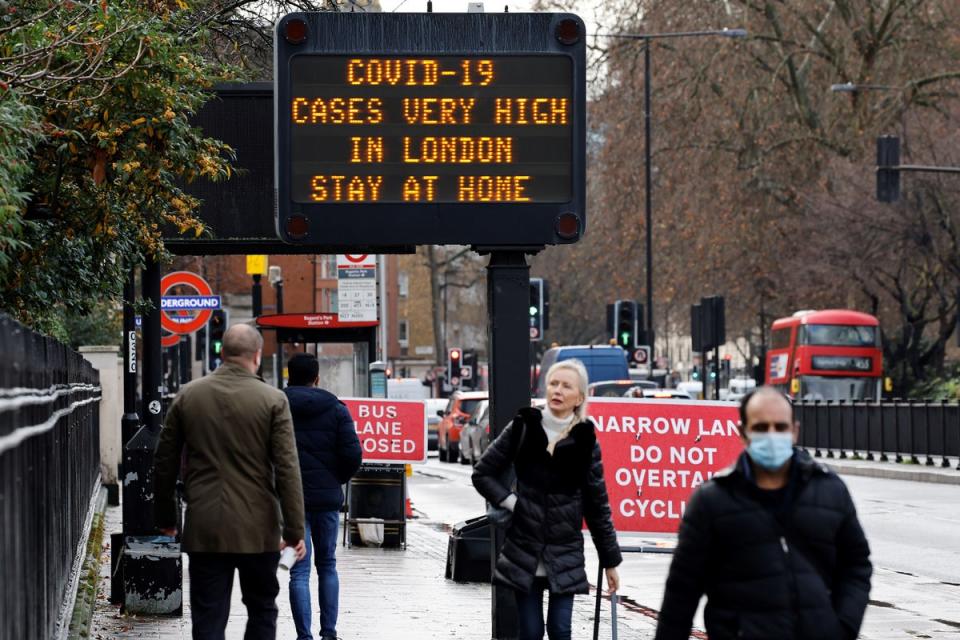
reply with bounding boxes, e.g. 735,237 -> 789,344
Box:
876,135 -> 901,203
207,309 -> 228,372
529,279 -> 545,341
613,300 -> 637,349
447,347 -> 462,386
461,349 -> 478,389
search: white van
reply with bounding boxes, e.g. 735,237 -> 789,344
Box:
387,378 -> 431,400
725,377 -> 757,402
676,381 -> 703,400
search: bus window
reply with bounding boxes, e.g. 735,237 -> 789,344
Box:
770,328 -> 792,350
801,324 -> 877,347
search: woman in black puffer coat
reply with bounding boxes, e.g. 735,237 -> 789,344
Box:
472,359 -> 622,640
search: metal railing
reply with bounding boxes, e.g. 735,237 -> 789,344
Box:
0,313 -> 102,639
794,400 -> 960,468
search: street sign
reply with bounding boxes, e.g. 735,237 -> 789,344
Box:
589,398 -> 742,533
343,398 -> 427,464
337,254 -> 378,322
274,12 -> 586,247
632,346 -> 651,366
246,255 -> 268,275
460,366 -> 472,380
256,313 -> 378,329
160,271 -> 218,348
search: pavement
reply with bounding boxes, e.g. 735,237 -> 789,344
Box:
89,483 -> 657,640
86,450 -> 960,639
806,449 -> 960,485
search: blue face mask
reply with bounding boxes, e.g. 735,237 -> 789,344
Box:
746,432 -> 794,471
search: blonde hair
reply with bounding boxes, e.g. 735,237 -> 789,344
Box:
544,358 -> 589,423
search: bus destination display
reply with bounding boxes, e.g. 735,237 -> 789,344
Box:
288,55 -> 572,204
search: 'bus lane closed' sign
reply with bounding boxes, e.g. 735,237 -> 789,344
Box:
342,398 -> 427,465
588,399 -> 743,533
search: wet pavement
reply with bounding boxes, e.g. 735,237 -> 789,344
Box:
90,455 -> 960,639
89,461 -> 659,639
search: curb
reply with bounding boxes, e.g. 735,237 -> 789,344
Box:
66,487 -> 108,640
824,461 -> 960,486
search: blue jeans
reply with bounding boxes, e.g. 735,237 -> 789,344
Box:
289,510 -> 340,639
515,578 -> 574,640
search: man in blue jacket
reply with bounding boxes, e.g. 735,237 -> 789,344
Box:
285,353 -> 363,640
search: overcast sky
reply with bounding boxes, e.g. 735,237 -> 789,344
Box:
378,0 -> 535,13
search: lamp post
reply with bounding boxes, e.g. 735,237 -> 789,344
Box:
269,265 -> 284,387
601,28 -> 747,354
830,82 -> 909,138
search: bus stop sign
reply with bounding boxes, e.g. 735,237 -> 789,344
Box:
274,11 -> 586,247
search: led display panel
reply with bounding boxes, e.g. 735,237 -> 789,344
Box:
287,55 -> 572,204
273,12 -> 586,247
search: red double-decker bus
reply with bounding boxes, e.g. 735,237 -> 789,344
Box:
765,310 -> 883,401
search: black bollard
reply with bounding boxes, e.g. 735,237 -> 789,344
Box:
826,401 -> 835,459
879,399 -> 888,462
895,399 -> 904,463
839,400 -> 848,459
814,400 -> 822,458
942,400 -> 951,468
908,399 -> 920,465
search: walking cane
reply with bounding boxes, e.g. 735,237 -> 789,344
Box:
593,563 -> 619,640
611,592 -> 618,640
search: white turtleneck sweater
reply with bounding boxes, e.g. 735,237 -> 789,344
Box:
499,408 -> 576,576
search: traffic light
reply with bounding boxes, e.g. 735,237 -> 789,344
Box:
207,309 -> 228,372
876,135 -> 901,203
613,300 -> 637,349
691,366 -> 701,381
529,279 -> 545,341
447,347 -> 462,387
461,349 -> 478,388
541,279 -> 550,330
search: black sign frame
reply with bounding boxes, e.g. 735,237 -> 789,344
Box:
274,12 -> 586,248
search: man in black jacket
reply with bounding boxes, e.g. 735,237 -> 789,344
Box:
285,353 -> 363,640
655,387 -> 872,640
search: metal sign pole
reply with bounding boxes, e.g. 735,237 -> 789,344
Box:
485,249 -> 537,639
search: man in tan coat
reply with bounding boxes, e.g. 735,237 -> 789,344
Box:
154,323 -> 306,640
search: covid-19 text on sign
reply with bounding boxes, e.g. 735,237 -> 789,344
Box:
274,12 -> 586,247
342,398 -> 427,465
288,56 -> 572,204
588,399 -> 743,534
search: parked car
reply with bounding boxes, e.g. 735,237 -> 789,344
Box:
639,388 -> 692,400
535,345 -> 630,397
460,400 -> 489,466
676,381 -> 703,399
587,380 -> 641,397
424,398 -> 447,452
438,390 -> 487,463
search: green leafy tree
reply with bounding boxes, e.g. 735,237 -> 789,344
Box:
0,0 -> 236,334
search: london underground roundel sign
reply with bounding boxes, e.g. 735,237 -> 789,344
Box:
160,271 -> 219,347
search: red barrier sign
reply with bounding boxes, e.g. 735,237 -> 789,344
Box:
342,398 -> 427,464
588,399 -> 744,534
